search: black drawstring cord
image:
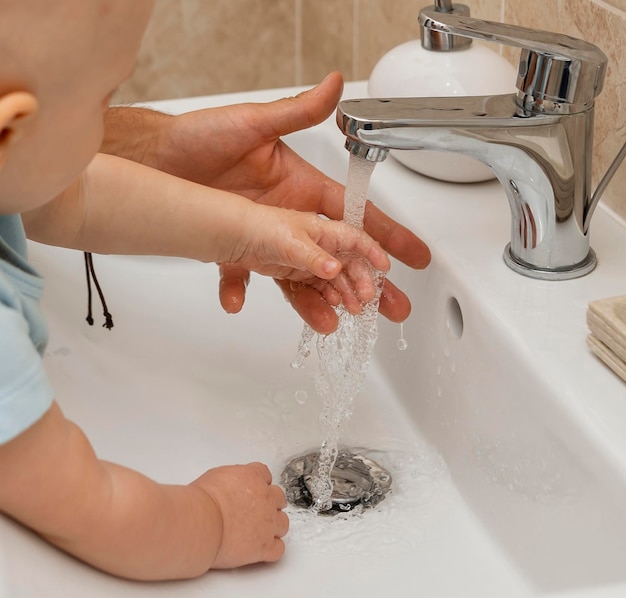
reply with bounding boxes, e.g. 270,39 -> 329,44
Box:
84,252 -> 94,326
84,252 -> 114,330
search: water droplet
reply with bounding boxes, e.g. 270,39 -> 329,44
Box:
294,389 -> 308,405
397,323 -> 408,351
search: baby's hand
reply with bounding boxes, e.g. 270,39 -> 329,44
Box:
192,462 -> 289,569
225,206 -> 391,310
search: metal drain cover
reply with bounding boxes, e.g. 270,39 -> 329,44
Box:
281,449 -> 392,515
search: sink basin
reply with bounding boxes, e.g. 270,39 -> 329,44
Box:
2,82 -> 626,598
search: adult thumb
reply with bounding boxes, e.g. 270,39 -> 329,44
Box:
261,71 -> 344,138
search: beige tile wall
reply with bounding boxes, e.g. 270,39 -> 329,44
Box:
117,0 -> 626,221
116,0 -> 503,100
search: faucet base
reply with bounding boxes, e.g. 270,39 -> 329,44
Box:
503,245 -> 597,281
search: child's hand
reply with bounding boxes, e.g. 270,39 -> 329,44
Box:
106,71 -> 430,331
191,462 -> 289,569
24,153 -> 390,318
0,402 -> 287,580
223,205 -> 391,312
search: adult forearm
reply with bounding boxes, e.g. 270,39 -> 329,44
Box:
102,106 -> 169,168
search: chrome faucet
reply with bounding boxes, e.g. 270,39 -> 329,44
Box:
337,3 -> 614,280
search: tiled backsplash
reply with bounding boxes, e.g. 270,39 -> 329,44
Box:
116,0 -> 626,221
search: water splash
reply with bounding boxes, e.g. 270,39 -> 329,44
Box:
293,153 -> 385,512
286,444 -> 449,554
291,324 -> 315,369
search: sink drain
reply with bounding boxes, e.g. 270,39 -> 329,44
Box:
281,449 -> 392,515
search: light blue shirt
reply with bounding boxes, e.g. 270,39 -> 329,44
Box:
0,214 -> 54,444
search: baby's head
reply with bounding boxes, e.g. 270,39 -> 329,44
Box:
0,0 -> 154,214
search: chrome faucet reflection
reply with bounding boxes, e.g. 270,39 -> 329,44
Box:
337,4 -> 611,280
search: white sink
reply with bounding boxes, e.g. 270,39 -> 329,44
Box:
2,82 -> 626,598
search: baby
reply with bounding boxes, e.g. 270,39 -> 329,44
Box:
0,1 -> 390,581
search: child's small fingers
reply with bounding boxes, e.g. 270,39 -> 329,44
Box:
300,219 -> 389,280
264,537 -> 286,563
344,257 -> 380,304
331,271 -> 363,314
271,484 -> 288,510
322,284 -> 342,307
312,280 -> 341,307
339,228 -> 390,273
301,244 -> 342,280
275,508 -> 290,537
248,461 -> 273,484
308,278 -> 342,307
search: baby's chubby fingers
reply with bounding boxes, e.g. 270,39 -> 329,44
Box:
327,270 -> 363,314
342,254 -> 383,304
191,461 -> 289,569
305,219 -> 390,281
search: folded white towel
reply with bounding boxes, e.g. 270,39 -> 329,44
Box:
586,335 -> 626,382
587,295 -> 626,383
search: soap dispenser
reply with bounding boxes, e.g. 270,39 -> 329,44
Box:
367,0 -> 517,183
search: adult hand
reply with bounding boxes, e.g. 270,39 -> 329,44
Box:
104,72 -> 430,333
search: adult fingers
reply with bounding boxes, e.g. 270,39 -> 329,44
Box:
275,279 -> 340,335
218,263 -> 250,314
363,202 -> 431,269
278,276 -> 412,330
258,71 -> 344,139
379,278 -> 412,323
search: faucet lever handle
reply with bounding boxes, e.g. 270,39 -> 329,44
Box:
419,7 -> 607,108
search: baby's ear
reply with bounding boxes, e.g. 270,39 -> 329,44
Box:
0,91 -> 38,169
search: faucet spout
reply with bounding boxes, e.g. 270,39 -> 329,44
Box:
338,93 -> 597,279
336,5 -> 613,279
336,4 -> 612,280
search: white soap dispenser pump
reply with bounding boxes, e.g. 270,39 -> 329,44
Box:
367,0 -> 518,183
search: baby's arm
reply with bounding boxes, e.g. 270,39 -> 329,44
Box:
0,402 -> 287,580
22,153 -> 389,305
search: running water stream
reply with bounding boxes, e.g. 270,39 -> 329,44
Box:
292,153 -> 385,512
